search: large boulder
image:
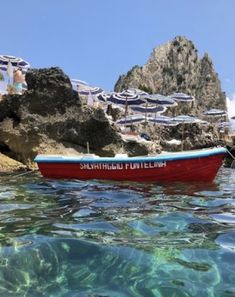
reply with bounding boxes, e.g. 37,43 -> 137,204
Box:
0,67 -> 155,166
0,68 -> 122,164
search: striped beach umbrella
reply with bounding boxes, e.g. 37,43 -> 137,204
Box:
172,115 -> 201,124
203,109 -> 227,117
0,55 -> 30,68
116,114 -> 146,126
70,78 -> 88,89
0,65 -> 27,75
148,115 -> 177,126
78,86 -> 103,96
130,105 -> 166,114
115,90 -> 140,99
146,94 -> 177,106
107,92 -> 146,106
125,88 -> 149,97
70,79 -> 103,95
169,92 -> 194,102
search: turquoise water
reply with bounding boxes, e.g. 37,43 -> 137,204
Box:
0,168 -> 235,297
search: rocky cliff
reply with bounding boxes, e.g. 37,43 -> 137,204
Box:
0,68 -> 120,165
115,36 -> 226,116
0,67 -> 156,168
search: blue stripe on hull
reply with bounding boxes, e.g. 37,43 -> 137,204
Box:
34,147 -> 227,164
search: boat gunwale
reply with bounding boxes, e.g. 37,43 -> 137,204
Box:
34,147 -> 227,164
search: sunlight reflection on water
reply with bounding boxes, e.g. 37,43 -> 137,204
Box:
0,167 -> 234,296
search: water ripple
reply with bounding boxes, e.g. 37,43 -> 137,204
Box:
0,168 -> 234,296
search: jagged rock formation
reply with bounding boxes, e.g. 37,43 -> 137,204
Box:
115,36 -> 226,116
0,67 -> 148,166
0,67 -> 160,169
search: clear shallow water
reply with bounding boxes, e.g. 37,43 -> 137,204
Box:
0,168 -> 235,296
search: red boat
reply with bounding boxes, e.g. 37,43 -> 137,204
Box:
34,147 -> 227,182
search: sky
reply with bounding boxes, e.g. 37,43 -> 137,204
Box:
0,0 -> 235,117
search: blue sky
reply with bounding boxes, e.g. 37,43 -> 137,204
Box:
1,0 -> 235,112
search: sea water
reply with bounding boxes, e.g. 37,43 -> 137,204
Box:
0,167 -> 235,297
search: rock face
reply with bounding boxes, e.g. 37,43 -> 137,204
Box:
0,67 -> 125,165
159,123 -> 221,151
115,36 -> 226,116
0,153 -> 26,172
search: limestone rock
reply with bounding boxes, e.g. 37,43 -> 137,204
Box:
114,36 -> 226,116
0,152 -> 26,173
0,67 -> 123,165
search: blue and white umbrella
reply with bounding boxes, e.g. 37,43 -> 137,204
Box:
148,115 -> 177,126
125,88 -> 149,97
204,109 -> 227,117
70,78 -> 88,89
116,114 -> 146,126
107,92 -> 146,106
70,79 -> 103,95
146,94 -> 177,106
169,92 -> 194,102
70,78 -> 88,84
130,105 -> 166,114
116,90 -> 141,99
78,86 -> 103,96
0,55 -> 30,69
172,115 -> 201,124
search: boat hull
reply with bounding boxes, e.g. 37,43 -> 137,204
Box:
35,148 -> 226,182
